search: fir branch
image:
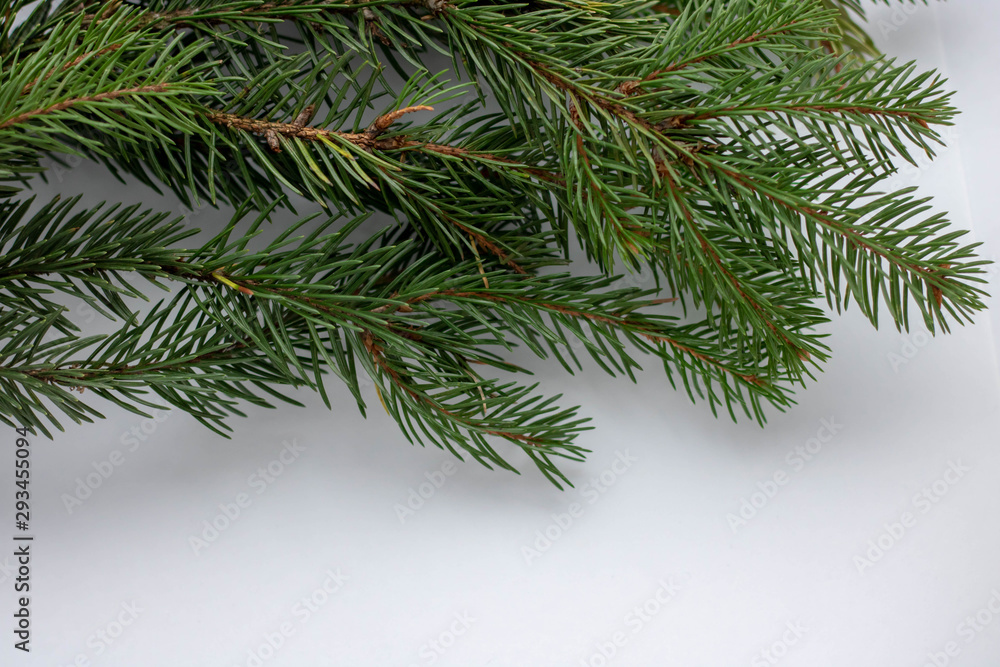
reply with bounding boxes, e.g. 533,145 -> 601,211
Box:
0,0 -> 985,485
202,105 -> 559,181
0,83 -> 171,130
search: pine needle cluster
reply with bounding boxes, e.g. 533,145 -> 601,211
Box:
0,0 -> 987,486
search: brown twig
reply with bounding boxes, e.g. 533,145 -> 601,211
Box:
0,84 -> 169,130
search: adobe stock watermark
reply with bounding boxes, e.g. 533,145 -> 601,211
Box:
579,577 -> 685,667
751,621 -> 809,667
232,568 -> 348,667
875,1 -> 931,39
854,460 -> 971,575
611,262 -> 656,292
542,265 -> 659,355
887,329 -> 937,374
46,152 -> 87,185
919,588 -> 1000,667
552,266 -> 658,355
406,611 -> 476,666
887,264 -> 998,373
727,417 -> 844,533
41,141 -> 216,227
61,409 -> 170,514
394,460 -> 459,524
0,555 -> 15,586
56,601 -> 143,667
39,302 -> 98,345
883,126 -> 960,195
189,438 -> 306,556
521,449 -> 638,565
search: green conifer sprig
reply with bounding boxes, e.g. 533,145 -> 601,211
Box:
0,196 -> 801,485
0,0 -> 987,485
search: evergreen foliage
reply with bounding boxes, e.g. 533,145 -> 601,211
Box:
0,0 -> 987,486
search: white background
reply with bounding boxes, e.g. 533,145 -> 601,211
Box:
3,2 -> 1000,666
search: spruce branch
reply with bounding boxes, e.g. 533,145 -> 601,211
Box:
0,0 -> 987,485
0,197 -> 804,483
